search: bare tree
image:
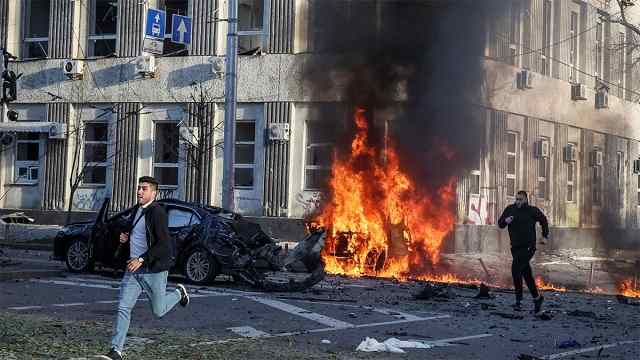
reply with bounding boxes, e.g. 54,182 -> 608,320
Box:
605,1 -> 640,99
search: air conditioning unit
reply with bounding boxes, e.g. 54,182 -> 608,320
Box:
590,150 -> 604,167
179,126 -> 199,143
595,90 -> 609,109
571,83 -> 587,100
268,123 -> 290,141
48,123 -> 67,139
563,144 -> 577,162
62,59 -> 84,80
633,159 -> 640,174
517,69 -> 533,89
135,55 -> 156,77
210,57 -> 225,79
535,139 -> 550,158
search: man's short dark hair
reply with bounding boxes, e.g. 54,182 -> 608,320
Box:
138,176 -> 159,191
516,190 -> 528,199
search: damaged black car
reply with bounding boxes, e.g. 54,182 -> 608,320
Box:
53,198 -> 325,291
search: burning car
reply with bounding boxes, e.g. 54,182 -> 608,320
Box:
53,198 -> 325,291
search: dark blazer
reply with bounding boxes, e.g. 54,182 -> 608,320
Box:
125,201 -> 174,273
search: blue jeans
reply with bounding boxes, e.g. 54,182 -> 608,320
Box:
111,269 -> 181,352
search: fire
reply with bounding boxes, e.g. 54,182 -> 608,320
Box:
535,276 -> 567,292
618,279 -> 640,298
316,108 -> 457,280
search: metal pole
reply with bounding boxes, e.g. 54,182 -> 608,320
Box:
222,0 -> 238,211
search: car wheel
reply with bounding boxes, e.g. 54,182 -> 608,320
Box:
65,239 -> 93,273
184,248 -> 218,285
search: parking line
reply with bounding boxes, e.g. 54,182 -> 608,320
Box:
245,295 -> 354,329
423,334 -> 494,346
31,279 -> 119,291
52,302 -> 87,307
541,340 -> 640,359
7,306 -> 43,310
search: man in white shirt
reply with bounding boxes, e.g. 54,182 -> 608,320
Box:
101,176 -> 189,360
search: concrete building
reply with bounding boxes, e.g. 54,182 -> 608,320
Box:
0,0 -> 638,250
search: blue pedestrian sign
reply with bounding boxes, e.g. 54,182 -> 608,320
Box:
145,8 -> 166,39
171,15 -> 192,45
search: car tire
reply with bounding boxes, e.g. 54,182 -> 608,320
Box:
183,248 -> 218,285
65,239 -> 93,273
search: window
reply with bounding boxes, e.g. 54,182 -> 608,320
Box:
15,133 -> 40,183
617,151 -> 625,208
167,208 -> 201,228
83,122 -> 109,185
566,143 -> 576,202
593,149 -> 603,206
23,0 -> 50,58
160,0 -> 189,56
238,0 -> 268,54
595,21 -> 604,78
637,175 -> 640,206
616,32 -> 625,98
506,132 -> 518,198
234,120 -> 256,187
88,0 -> 118,56
569,11 -> 579,81
154,122 -> 180,187
509,0 -> 521,66
470,170 -> 481,195
541,0 -> 552,75
304,120 -> 333,190
537,138 -> 549,200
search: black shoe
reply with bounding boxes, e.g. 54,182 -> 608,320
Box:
513,301 -> 522,311
534,295 -> 544,315
177,284 -> 189,307
97,348 -> 122,360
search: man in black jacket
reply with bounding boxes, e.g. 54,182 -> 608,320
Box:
498,190 -> 548,315
101,176 -> 189,360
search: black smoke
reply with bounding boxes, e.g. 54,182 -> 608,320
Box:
304,0 -> 506,198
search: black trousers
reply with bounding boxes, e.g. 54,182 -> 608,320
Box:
511,247 -> 539,301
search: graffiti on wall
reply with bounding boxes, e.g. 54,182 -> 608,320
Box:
294,191 -> 323,217
72,189 -> 107,211
465,195 -> 496,225
157,188 -> 178,200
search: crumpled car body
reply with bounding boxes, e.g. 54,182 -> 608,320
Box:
53,198 -> 325,291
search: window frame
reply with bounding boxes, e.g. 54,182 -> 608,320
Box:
22,0 -> 50,59
505,132 -> 519,198
237,0 -> 270,54
569,10 -> 579,82
566,143 -> 577,203
166,205 -> 201,228
14,133 -> 41,185
617,151 -> 625,208
617,31 -> 626,98
541,0 -> 553,76
537,138 -> 550,200
153,120 -> 181,189
592,147 -> 603,207
303,119 -> 333,191
87,0 -> 119,57
81,121 -> 110,186
595,20 -> 604,78
233,119 -> 256,189
508,0 -> 521,67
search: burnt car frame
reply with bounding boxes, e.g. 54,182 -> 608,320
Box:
53,198 -> 325,291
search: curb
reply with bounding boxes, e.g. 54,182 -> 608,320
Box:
0,269 -> 64,281
0,242 -> 53,251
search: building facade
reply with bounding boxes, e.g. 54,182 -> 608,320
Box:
0,0 -> 639,250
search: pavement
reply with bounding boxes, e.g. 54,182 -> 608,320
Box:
1,248 -> 639,359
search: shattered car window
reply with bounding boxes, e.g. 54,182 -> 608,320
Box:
167,208 -> 200,228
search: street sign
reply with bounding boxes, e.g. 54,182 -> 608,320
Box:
145,8 -> 166,39
143,37 -> 164,55
171,14 -> 192,45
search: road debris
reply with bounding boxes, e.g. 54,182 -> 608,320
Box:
356,337 -> 433,353
474,283 -> 493,299
321,339 -> 331,344
616,295 -> 640,306
567,310 -> 597,319
413,283 -> 452,300
490,312 -> 524,320
557,339 -> 581,349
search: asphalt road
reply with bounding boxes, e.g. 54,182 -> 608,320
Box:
1,248 -> 639,360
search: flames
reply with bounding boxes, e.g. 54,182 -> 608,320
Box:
535,276 -> 567,292
316,108 -> 457,280
618,279 -> 640,298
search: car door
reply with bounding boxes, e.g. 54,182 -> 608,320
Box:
166,205 -> 202,256
94,207 -> 135,267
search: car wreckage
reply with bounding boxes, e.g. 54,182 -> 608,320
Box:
53,198 -> 325,292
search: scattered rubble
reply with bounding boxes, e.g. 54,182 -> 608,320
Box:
356,337 -> 433,353
616,295 -> 640,306
474,283 -> 493,299
413,283 -> 453,300
567,309 -> 597,319
490,312 -> 524,320
557,339 -> 581,349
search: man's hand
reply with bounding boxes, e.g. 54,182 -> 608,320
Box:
127,258 -> 143,272
505,216 -> 514,224
119,232 -> 129,244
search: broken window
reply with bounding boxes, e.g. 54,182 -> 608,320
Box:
83,122 -> 109,185
88,0 -> 118,56
23,0 -> 50,59
304,120 -> 332,190
15,133 -> 40,184
238,0 -> 267,54
505,132 -> 518,198
234,120 -> 256,187
160,0 -> 189,56
566,144 -> 576,202
154,122 -> 180,187
541,0 -> 552,76
569,11 -> 579,81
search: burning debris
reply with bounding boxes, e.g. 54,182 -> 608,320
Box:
413,283 -> 453,301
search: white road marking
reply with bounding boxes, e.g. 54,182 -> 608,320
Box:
541,340 -> 640,359
95,300 -> 119,304
421,334 -> 494,346
31,279 -> 119,291
245,295 -> 354,329
7,305 -> 43,310
52,302 -> 87,307
228,326 -> 269,338
372,308 -> 424,321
